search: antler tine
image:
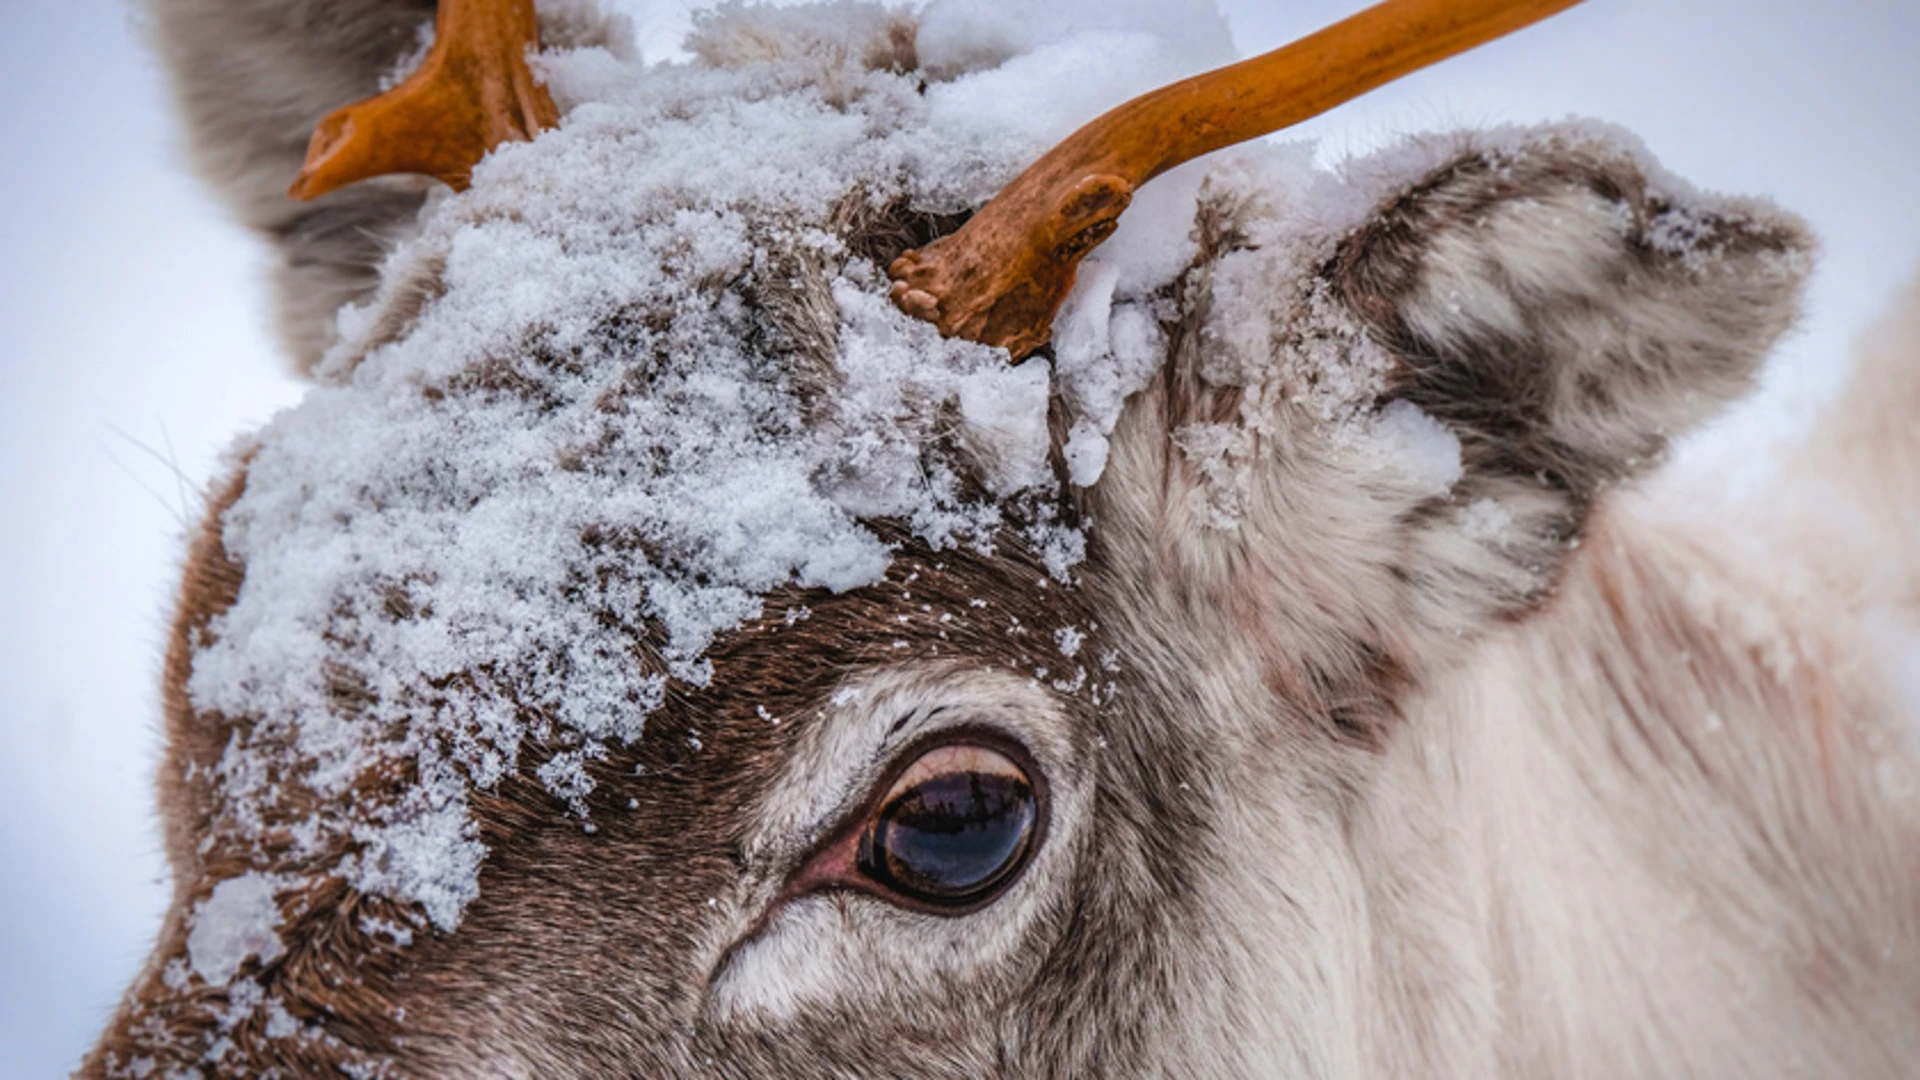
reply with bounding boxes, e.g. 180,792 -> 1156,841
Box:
889,0 -> 1586,361
289,0 -> 559,201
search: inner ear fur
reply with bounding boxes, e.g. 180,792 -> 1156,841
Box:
1331,127 -> 1813,504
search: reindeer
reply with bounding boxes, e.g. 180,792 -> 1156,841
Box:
86,0 -> 1920,1075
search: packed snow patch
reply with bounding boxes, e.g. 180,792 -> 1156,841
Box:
186,874 -> 286,986
1356,400 -> 1463,497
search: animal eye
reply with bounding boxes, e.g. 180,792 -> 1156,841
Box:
856,742 -> 1041,911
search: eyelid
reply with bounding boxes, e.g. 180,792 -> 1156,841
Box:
887,743 -> 1026,795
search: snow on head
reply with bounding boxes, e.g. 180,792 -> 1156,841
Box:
191,1 -> 1093,935
183,1 -> 1677,940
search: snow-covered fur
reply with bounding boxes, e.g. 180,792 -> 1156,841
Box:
89,2 -> 1919,1077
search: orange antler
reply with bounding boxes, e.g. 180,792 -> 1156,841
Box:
289,0 -> 559,201
888,0 -> 1585,360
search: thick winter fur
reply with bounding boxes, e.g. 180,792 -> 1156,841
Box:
91,2 -> 1920,1077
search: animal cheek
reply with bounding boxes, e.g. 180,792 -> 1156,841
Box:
706,896 -> 827,1023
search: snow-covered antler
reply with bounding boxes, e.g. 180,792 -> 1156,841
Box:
288,0 -> 557,199
887,0 -> 1584,360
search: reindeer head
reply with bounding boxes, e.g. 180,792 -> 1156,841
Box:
92,1 -> 1812,1076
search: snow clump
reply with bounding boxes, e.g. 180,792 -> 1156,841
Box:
186,873 -> 287,987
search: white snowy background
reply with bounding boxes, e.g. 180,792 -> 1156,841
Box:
1,0 -> 1914,1073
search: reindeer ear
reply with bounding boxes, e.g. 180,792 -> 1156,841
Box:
1331,126 -> 1813,501
146,0 -> 625,374
147,0 -> 439,373
1128,128 -> 1814,655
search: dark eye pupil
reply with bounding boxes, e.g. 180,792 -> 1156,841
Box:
859,770 -> 1036,907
